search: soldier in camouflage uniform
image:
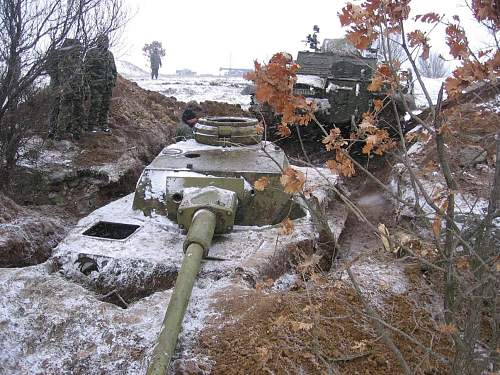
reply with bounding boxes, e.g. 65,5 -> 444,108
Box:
175,101 -> 203,141
84,35 -> 117,132
47,39 -> 85,140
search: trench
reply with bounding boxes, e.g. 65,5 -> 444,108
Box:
53,254 -> 180,309
0,163 -> 145,269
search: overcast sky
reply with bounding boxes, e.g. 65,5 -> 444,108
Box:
116,0 -> 491,75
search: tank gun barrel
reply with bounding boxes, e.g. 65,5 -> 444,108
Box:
147,209 -> 216,375
147,187 -> 238,374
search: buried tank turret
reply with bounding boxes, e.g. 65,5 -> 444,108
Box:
126,117 -> 304,372
132,117 -> 304,228
55,116 -> 324,374
132,117 -> 307,374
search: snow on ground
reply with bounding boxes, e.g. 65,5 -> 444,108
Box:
0,160 -> 348,373
390,163 -> 497,228
477,93 -> 500,113
17,137 -> 76,170
117,60 -> 449,111
115,60 -> 149,79
0,263 -> 232,375
347,258 -> 409,310
116,60 -> 252,108
413,76 -> 447,108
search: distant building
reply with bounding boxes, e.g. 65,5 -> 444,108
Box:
219,68 -> 253,77
176,69 -> 196,76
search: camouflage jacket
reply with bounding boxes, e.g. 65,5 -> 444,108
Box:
175,120 -> 194,141
46,48 -> 62,85
59,46 -> 84,92
84,47 -> 117,88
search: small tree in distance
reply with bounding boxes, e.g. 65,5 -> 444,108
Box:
142,41 -> 166,59
418,51 -> 449,78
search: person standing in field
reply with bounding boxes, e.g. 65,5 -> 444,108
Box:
143,41 -> 166,80
150,48 -> 162,79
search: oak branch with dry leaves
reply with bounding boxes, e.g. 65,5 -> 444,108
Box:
246,0 -> 499,374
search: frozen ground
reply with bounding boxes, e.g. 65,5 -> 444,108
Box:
1,155 -> 349,374
116,60 -> 252,108
116,60 -> 443,111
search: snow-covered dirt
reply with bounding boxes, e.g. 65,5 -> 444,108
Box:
116,60 -> 252,108
1,153 -> 349,374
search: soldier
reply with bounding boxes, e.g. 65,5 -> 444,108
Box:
175,101 -> 203,141
47,39 -> 85,140
150,48 -> 162,79
84,34 -> 117,132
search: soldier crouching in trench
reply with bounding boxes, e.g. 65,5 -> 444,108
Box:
175,101 -> 203,141
84,34 -> 117,133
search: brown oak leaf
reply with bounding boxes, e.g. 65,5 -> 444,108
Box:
254,176 -> 270,191
280,167 -> 305,193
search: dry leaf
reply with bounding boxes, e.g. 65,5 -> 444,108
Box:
257,346 -> 269,362
297,254 -> 322,274
280,167 -> 305,193
373,99 -> 384,112
378,223 -> 391,252
456,257 -> 470,270
326,151 -> 355,177
432,199 -> 449,238
255,121 -> 264,134
351,340 -> 368,352
368,77 -> 383,92
254,176 -> 270,191
280,217 -> 294,235
438,323 -> 458,335
276,123 -> 291,137
290,321 -> 313,332
322,128 -> 343,151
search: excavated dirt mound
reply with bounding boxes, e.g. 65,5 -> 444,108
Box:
0,195 -> 67,267
193,283 -> 451,375
76,76 -> 248,169
75,75 -> 179,168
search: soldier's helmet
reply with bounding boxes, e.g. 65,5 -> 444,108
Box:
186,100 -> 203,112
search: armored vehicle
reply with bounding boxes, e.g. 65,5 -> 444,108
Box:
56,117 -> 334,373
294,49 -> 379,125
249,38 -> 415,136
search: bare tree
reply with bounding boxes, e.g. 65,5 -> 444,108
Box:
0,0 -> 128,182
376,34 -> 406,63
417,52 -> 449,78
